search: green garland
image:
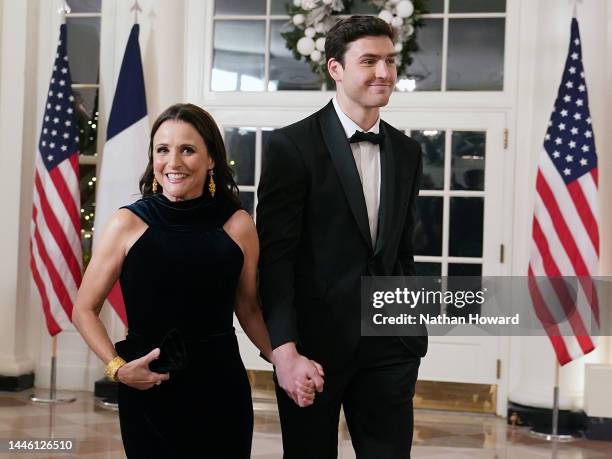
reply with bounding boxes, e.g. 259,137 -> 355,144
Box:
282,0 -> 427,88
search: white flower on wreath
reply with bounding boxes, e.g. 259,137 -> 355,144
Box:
286,0 -> 420,78
302,0 -> 318,10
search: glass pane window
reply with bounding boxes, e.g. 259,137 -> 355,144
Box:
73,88 -> 99,156
449,197 -> 484,258
424,0 -> 444,13
224,128 -> 256,186
412,129 -> 445,190
215,0 -> 266,15
414,197 -> 443,256
447,19 -> 505,91
449,0 -> 506,13
269,20 -> 321,91
271,0 -> 289,15
346,0 -> 378,14
79,164 -> 96,265
212,20 -> 266,92
65,8 -> 101,264
240,191 -> 255,216
448,263 -> 482,276
412,126 -> 487,275
211,1 -> 506,92
66,18 -> 100,84
66,0 -> 101,13
451,131 -> 485,191
415,262 -> 442,276
405,18 -> 443,92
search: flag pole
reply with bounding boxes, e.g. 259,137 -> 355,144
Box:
30,2 -> 77,405
529,360 -> 574,441
30,336 -> 76,404
552,361 -> 560,436
57,0 -> 70,20
131,1 -> 142,24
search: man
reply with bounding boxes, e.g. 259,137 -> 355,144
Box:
257,15 -> 427,458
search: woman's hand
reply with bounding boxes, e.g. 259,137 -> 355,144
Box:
295,378 -> 317,407
116,348 -> 170,390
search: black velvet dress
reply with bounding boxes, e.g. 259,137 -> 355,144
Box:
116,193 -> 253,459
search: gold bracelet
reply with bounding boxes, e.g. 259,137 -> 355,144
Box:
105,356 -> 127,382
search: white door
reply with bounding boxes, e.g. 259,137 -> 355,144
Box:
384,111 -> 510,415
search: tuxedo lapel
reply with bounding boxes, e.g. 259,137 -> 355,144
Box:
374,121 -> 396,256
319,102 -> 373,251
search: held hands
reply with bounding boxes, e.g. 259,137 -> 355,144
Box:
116,348 -> 170,390
272,343 -> 324,408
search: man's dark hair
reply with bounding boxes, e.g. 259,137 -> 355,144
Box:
325,15 -> 396,66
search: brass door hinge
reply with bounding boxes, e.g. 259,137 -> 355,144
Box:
496,359 -> 502,379
500,244 -> 505,263
503,129 -> 509,149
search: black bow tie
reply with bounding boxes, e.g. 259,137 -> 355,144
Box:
348,130 -> 384,145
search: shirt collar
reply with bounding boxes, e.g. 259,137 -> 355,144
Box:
332,96 -> 380,139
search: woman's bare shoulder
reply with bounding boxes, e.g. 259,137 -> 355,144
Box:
224,209 -> 258,251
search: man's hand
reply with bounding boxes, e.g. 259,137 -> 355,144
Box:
116,348 -> 170,390
272,342 -> 324,407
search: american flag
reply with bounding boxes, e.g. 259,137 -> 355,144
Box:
528,18 -> 599,365
30,24 -> 82,336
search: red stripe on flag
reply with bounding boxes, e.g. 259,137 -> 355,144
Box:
532,219 -> 594,354
567,180 -> 599,254
32,217 -> 74,321
34,172 -> 82,286
532,217 -> 561,276
536,172 -> 590,276
108,280 -> 128,326
29,238 -> 62,337
590,167 -> 598,186
49,160 -> 80,235
527,266 -> 572,365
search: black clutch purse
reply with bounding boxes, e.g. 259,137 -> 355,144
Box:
115,328 -> 189,373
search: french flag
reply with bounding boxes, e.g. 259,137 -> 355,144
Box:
94,24 -> 148,325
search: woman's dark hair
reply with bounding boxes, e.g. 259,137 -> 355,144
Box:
325,15 -> 396,67
139,103 -> 241,207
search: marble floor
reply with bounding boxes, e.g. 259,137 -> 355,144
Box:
1,390 -> 611,458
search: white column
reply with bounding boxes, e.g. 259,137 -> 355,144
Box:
0,0 -> 37,379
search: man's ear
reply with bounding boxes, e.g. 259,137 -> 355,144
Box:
327,58 -> 343,82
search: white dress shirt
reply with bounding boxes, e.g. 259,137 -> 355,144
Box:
331,97 -> 381,245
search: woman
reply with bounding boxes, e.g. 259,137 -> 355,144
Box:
72,104 -> 315,458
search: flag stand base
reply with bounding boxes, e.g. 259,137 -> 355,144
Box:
29,394 -> 76,405
528,428 -> 575,442
528,367 -> 577,442
30,350 -> 76,405
94,398 -> 119,411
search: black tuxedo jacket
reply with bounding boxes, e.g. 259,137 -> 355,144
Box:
257,101 -> 427,370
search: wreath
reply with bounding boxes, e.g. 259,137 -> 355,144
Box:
282,0 -> 426,88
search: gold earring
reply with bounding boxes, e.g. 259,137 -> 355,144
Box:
208,169 -> 216,198
152,177 -> 158,193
